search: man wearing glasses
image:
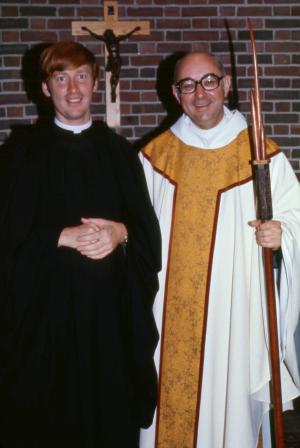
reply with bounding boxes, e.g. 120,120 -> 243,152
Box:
140,52 -> 300,447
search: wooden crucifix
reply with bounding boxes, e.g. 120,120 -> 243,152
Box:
72,0 -> 150,127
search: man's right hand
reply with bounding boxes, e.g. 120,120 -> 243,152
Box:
58,222 -> 100,250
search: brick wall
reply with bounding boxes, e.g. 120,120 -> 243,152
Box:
0,0 -> 299,178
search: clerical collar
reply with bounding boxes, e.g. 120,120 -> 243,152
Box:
171,106 -> 247,150
54,118 -> 92,134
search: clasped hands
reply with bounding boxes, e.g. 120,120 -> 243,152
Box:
58,218 -> 127,260
248,219 -> 282,250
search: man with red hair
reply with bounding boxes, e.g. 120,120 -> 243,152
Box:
0,41 -> 161,448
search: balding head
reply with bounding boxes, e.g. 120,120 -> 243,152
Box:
174,52 -> 225,83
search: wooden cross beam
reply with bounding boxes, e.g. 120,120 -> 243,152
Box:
72,0 -> 150,128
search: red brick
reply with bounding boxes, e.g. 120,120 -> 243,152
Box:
75,7 -> 104,16
275,79 -> 291,88
48,0 -> 77,3
165,7 -> 181,17
58,31 -> 74,41
2,7 -> 19,16
119,80 -> 131,90
134,31 -> 163,41
2,32 -> 21,42
58,8 -> 75,16
0,69 -> 21,79
274,30 -> 291,39
1,94 -> 28,105
274,125 -> 290,134
131,55 -> 161,66
290,160 -> 300,171
48,20 -> 75,29
3,56 -> 21,67
237,7 -> 272,16
156,19 -> 191,29
166,31 -> 182,41
139,43 -> 156,53
3,82 -> 21,92
182,7 -> 218,16
20,6 -> 56,16
7,106 -> 24,117
30,19 -> 47,29
183,31 -> 219,41
157,43 -> 191,53
154,0 -> 187,3
0,18 -> 28,29
21,31 -> 57,41
266,18 -> 300,28
86,0 -> 103,4
191,19 -> 209,29
266,42 -> 300,52
291,125 -> 300,135
120,92 -> 140,102
219,7 -> 236,15
121,115 -> 139,126
274,54 -> 290,64
274,7 -> 292,15
141,92 -> 158,102
127,7 -> 163,16
275,103 -> 291,112
265,66 -> 300,76
193,42 -> 210,52
141,115 -> 157,125
131,80 -> 156,90
292,31 -> 300,39
278,137 -> 300,147
120,104 -> 130,114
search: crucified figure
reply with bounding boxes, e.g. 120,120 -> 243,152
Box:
82,26 -> 140,103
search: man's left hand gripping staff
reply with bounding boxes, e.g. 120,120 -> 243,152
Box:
248,219 -> 282,250
58,218 -> 127,259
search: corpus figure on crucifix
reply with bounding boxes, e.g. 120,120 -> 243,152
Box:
82,25 -> 140,103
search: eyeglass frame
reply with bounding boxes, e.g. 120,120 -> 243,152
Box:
174,73 -> 225,94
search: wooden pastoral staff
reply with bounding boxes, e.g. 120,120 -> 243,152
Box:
248,19 -> 285,448
72,0 -> 150,128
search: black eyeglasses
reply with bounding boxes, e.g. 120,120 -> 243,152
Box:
175,73 -> 224,94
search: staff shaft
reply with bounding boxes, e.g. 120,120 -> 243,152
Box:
248,19 -> 285,448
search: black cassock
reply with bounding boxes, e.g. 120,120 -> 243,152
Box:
0,121 -> 161,448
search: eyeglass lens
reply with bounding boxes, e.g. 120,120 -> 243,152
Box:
177,74 -> 223,93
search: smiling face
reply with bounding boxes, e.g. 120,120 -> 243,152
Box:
42,64 -> 98,125
172,53 -> 231,130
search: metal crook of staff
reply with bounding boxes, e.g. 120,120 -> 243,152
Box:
247,18 -> 285,448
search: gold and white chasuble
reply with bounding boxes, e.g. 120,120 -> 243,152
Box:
139,112 -> 300,448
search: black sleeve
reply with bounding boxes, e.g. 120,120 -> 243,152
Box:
0,144 -> 62,362
110,134 -> 161,427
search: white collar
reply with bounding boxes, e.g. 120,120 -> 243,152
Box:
170,106 -> 247,149
54,118 -> 92,134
